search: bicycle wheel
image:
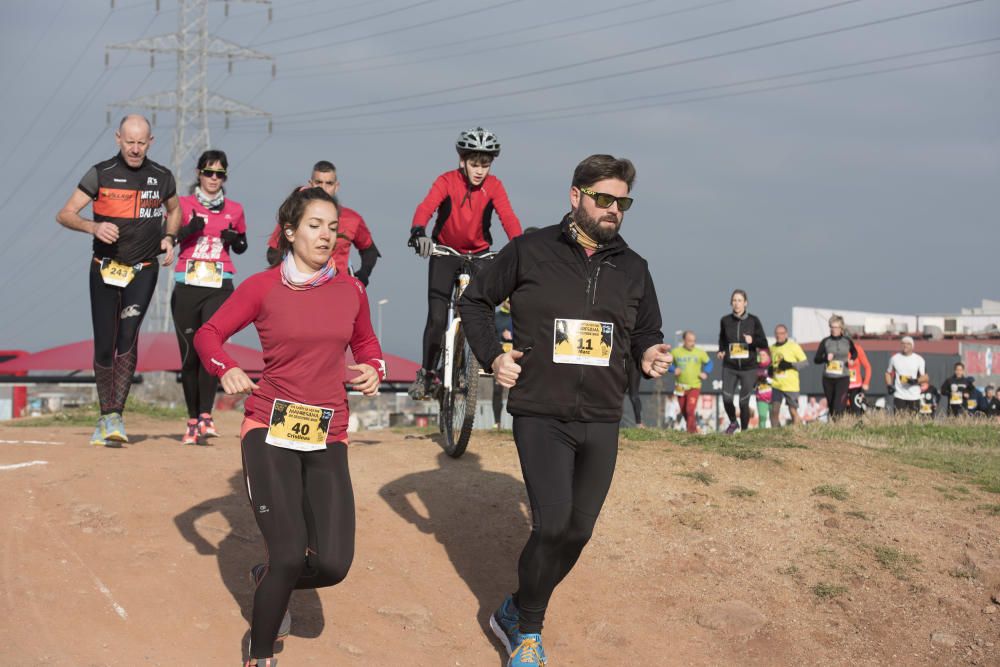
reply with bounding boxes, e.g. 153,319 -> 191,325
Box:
440,327 -> 479,457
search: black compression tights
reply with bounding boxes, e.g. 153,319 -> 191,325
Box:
241,430 -> 355,659
511,416 -> 619,634
89,260 -> 158,415
722,367 -> 757,430
171,281 -> 233,418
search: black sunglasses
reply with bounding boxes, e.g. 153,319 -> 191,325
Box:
579,186 -> 633,211
201,169 -> 227,179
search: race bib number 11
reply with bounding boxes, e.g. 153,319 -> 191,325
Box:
553,318 -> 613,366
265,399 -> 332,451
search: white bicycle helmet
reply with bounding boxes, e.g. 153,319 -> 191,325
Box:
455,127 -> 501,156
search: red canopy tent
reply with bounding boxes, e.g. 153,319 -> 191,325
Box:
0,333 -> 421,384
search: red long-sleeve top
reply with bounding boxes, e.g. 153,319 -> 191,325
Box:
411,169 -> 522,253
194,266 -> 386,443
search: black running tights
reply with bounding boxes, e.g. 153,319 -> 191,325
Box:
171,281 -> 233,418
722,367 -> 757,430
89,260 -> 157,415
241,429 -> 355,659
511,416 -> 619,634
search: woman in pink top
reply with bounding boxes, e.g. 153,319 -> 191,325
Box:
172,150 -> 248,444
195,187 -> 385,667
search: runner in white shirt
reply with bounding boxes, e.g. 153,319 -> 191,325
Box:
885,336 -> 926,413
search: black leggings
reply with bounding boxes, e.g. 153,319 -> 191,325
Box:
171,280 -> 233,418
511,416 -> 619,634
421,254 -> 486,370
89,259 -> 158,415
822,376 -> 850,418
241,429 -> 355,659
721,367 -> 757,430
493,380 -> 505,424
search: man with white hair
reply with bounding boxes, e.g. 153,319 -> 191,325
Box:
884,336 -> 926,414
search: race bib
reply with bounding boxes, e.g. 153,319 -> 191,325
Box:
185,260 -> 224,288
729,343 -> 750,360
849,367 -> 858,383
967,399 -> 977,410
99,259 -> 136,287
265,399 -> 332,451
553,318 -> 613,366
899,375 -> 911,385
950,392 -> 963,406
920,403 -> 933,415
826,360 -> 844,375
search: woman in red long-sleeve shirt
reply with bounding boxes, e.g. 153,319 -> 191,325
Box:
194,187 -> 386,667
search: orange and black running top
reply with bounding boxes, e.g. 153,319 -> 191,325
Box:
78,153 -> 177,265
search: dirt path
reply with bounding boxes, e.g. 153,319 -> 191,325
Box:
0,413 -> 997,665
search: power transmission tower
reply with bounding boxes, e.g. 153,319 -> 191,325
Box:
105,0 -> 274,331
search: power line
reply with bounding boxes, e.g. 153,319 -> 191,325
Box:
306,37 -> 1000,135
263,0 -> 982,127
0,8 -> 114,173
270,0 -> 870,120
278,0 -> 738,80
256,0 -> 443,50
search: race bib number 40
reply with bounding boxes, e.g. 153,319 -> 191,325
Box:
185,260 -> 224,288
265,399 -> 332,451
553,318 -> 613,366
99,259 -> 136,287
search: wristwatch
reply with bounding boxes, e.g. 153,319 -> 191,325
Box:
164,233 -> 177,244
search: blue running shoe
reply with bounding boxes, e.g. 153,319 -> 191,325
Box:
508,632 -> 546,666
89,416 -> 109,446
490,595 -> 520,655
104,412 -> 128,444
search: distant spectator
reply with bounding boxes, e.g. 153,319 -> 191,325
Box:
918,376 -> 940,419
663,394 -> 680,429
769,324 -> 807,427
984,385 -> 999,420
885,336 -> 926,414
940,362 -> 975,418
847,338 -> 872,415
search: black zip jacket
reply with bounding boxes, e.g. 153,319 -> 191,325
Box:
718,312 -> 768,371
459,217 -> 663,422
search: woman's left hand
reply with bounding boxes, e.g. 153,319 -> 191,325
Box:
348,363 -> 381,396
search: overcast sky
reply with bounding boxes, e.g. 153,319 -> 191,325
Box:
1,0 -> 997,361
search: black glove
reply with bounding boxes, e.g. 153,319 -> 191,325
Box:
408,226 -> 433,258
887,385 -> 895,395
177,213 -> 207,243
777,359 -> 794,371
220,226 -> 240,244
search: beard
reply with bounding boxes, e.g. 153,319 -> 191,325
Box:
573,204 -> 621,243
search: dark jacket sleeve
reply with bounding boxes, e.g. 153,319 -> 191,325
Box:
751,315 -> 768,350
629,265 -> 664,374
814,338 -> 828,364
718,316 -> 727,351
459,239 -> 520,369
355,243 -> 380,286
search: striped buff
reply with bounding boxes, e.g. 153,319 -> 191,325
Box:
280,253 -> 337,291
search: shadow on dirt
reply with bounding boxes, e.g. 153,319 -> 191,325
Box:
174,473 -> 324,659
379,449 -> 529,663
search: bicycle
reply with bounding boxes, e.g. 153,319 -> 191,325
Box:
411,241 -> 497,457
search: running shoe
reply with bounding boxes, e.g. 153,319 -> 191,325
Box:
198,413 -> 219,438
250,564 -> 291,642
104,412 -> 128,444
182,419 -> 199,445
508,632 -> 546,666
89,415 -> 109,446
243,659 -> 278,667
489,595 -> 520,655
724,422 -> 740,435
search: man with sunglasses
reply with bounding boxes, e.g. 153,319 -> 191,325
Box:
265,160 -> 380,286
56,115 -> 180,446
407,127 -> 522,400
460,154 -> 669,667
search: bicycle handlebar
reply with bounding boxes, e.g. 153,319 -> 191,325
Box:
429,244 -> 498,260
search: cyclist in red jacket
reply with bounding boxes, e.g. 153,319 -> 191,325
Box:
408,127 -> 522,399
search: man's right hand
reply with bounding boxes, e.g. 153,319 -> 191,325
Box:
716,351 -> 725,360
414,236 -> 433,258
492,349 -> 524,388
92,222 -> 119,244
